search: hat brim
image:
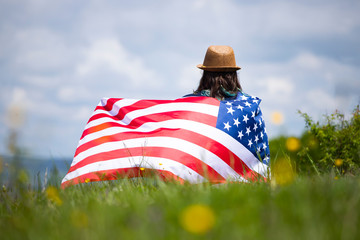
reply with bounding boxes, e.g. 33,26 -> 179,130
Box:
197,64 -> 241,72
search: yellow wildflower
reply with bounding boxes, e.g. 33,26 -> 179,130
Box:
45,186 -> 63,206
180,204 -> 215,234
85,178 -> 90,183
140,167 -> 145,171
286,137 -> 301,152
334,159 -> 343,167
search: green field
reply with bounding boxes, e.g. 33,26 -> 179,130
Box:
1,107 -> 359,239
1,175 -> 360,240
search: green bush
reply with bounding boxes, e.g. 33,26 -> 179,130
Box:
299,106 -> 360,175
269,106 -> 360,176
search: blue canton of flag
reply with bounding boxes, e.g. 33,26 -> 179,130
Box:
215,92 -> 270,165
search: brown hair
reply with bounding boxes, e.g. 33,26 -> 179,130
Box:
195,71 -> 242,99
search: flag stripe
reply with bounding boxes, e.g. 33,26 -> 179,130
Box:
61,167 -> 187,188
79,111 -> 217,147
94,97 -> 219,116
71,135 -> 247,180
73,126 -> 260,180
74,119 -> 268,177
84,101 -> 219,131
68,146 -> 227,181
62,156 -> 206,185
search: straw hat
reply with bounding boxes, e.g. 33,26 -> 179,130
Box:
197,45 -> 241,72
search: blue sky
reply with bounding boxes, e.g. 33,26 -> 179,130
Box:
0,0 -> 359,159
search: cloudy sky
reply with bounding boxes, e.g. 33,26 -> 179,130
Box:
0,0 -> 359,159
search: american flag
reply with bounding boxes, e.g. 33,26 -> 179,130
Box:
61,92 -> 270,188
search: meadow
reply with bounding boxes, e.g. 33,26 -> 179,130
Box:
1,107 -> 359,239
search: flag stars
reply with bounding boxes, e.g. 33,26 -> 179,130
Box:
223,122 -> 231,131
245,101 -> 251,107
238,130 -> 244,140
237,105 -> 244,111
254,135 -> 259,143
262,143 -> 267,150
227,106 -> 235,115
217,95 -> 269,162
233,118 -> 240,127
248,139 -> 253,148
246,126 -> 251,136
251,111 -> 256,118
243,114 -> 249,123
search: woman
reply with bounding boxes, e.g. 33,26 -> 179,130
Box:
184,45 -> 242,100
185,45 -> 270,165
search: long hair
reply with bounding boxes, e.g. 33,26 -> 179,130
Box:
195,71 -> 242,99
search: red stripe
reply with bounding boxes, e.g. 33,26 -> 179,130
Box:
74,128 -> 262,181
61,167 -> 188,189
95,97 -> 219,113
79,110 -> 217,142
68,146 -> 226,181
89,97 -> 219,124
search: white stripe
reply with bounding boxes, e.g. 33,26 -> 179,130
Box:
77,119 -> 269,177
71,136 -> 245,182
84,101 -> 219,130
62,156 -> 206,184
99,98 -> 140,117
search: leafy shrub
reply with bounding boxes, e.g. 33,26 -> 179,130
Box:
299,106 -> 360,175
269,106 -> 360,176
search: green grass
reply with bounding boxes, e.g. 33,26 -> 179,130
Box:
1,176 -> 360,240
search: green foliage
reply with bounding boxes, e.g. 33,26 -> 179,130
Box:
269,106 -> 360,175
1,105 -> 360,239
1,176 -> 360,240
299,106 -> 360,175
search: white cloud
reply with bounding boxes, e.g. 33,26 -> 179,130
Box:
76,38 -> 163,89
292,52 -> 323,70
176,64 -> 203,93
13,28 -> 73,73
241,1 -> 360,38
57,86 -> 92,103
257,77 -> 294,97
0,0 -> 359,158
306,89 -> 337,111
